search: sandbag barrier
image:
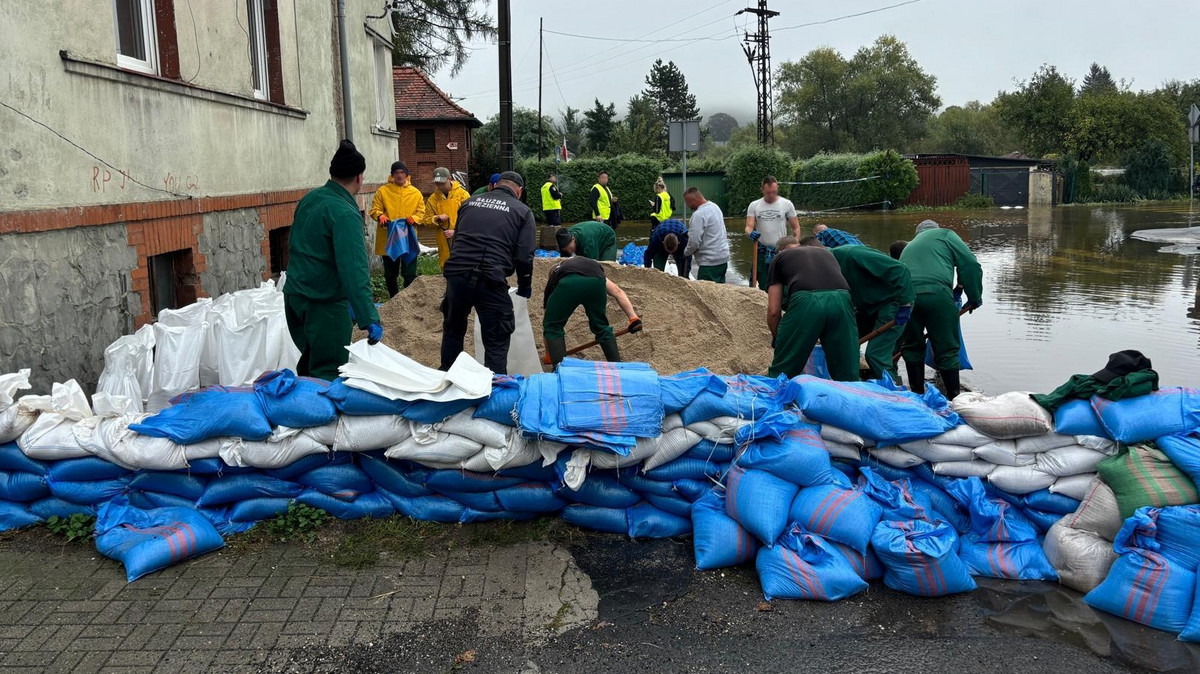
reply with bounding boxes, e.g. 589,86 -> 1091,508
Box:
2,366 -> 1200,640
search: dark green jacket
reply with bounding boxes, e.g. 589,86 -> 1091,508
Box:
1032,370 -> 1159,411
284,180 -> 379,328
899,228 -> 983,303
569,220 -> 618,261
831,245 -> 915,313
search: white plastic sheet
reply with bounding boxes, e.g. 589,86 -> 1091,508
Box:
0,370 -> 34,443
17,380 -> 94,460
473,287 -> 542,376
340,342 -> 492,402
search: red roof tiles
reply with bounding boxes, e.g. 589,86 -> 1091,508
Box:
393,66 -> 481,126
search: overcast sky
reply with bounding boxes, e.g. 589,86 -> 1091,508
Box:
433,0 -> 1200,126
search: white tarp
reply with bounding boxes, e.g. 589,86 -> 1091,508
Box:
473,288 -> 542,376
339,342 -> 492,402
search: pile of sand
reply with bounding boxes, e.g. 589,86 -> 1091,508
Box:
377,259 -> 774,375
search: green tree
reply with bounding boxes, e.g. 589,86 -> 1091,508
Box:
387,0 -> 495,76
1079,63 -> 1118,97
777,46 -> 851,153
643,59 -> 699,122
1125,139 -> 1174,196
917,101 -> 1016,155
1065,90 -> 1186,164
705,113 -> 739,143
583,99 -> 617,154
1158,79 -> 1200,125
994,65 -> 1076,157
473,107 -> 556,162
554,106 -> 586,156
609,95 -> 666,158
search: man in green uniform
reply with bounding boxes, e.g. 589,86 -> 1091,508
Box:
898,220 -> 983,398
283,140 -> 382,380
542,256 -> 642,366
556,220 -> 618,261
766,237 -> 858,381
825,242 -> 915,379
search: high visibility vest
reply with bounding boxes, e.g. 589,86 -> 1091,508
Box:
541,182 -> 562,211
653,191 -> 672,222
592,183 -> 612,221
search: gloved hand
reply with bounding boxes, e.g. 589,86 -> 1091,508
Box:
516,283 -> 532,299
968,299 -> 983,314
378,215 -> 390,225
748,231 -> 761,242
628,317 -> 643,334
895,305 -> 912,326
405,217 -> 417,226
366,323 -> 384,345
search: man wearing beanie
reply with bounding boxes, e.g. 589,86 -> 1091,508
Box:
368,160 -> 426,296
440,171 -> 536,374
284,139 -> 383,380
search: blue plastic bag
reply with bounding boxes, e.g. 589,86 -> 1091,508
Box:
756,528 -> 869,601
474,375 -> 522,426
557,359 -> 663,439
228,497 -> 293,523
128,473 -> 207,501
460,508 -> 535,523
384,218 -> 419,263
47,457 -> 131,482
1085,548 -> 1196,633
0,469 -> 49,502
692,489 -> 758,570
642,457 -> 726,482
627,502 -> 691,538
1093,389 -> 1200,444
725,466 -> 798,545
28,497 -> 93,520
424,469 -> 521,494
829,540 -> 885,581
683,439 -> 735,464
1156,435 -> 1200,486
127,490 -> 196,510
387,494 -> 465,523
789,484 -> 883,553
1054,399 -> 1108,437
0,501 -> 42,531
673,479 -> 710,502
296,463 -> 373,502
359,455 -> 432,498
255,370 -> 338,429
907,479 -> 969,533
405,398 -> 481,424
262,452 -> 352,481
957,538 -> 1058,580
947,477 -> 1039,543
519,372 -> 635,454
644,492 -> 692,518
436,490 -> 502,511
801,344 -> 830,379
735,412 -> 833,488
871,519 -> 976,596
322,378 -> 411,416
195,474 -> 302,507
618,242 -> 646,265
556,473 -> 640,508
48,476 -> 132,505
1021,508 -> 1062,534
0,443 -> 47,475
681,375 -> 799,426
660,368 -> 728,415
497,462 -> 558,482
296,490 -> 394,520
95,497 -> 225,582
562,504 -> 628,534
793,375 -> 960,445
495,483 -> 566,513
1022,489 -> 1081,515
131,387 -> 272,444
857,468 -> 936,523
925,294 -> 973,370
1153,506 -> 1200,571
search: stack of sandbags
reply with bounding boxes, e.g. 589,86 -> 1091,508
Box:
1043,478 -> 1121,592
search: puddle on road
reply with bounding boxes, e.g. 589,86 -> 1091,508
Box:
568,534 -> 695,625
972,578 -> 1200,673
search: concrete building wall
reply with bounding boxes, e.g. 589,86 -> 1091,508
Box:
198,209 -> 268,296
1029,172 -> 1055,206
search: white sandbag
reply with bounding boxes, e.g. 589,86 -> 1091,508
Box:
1075,435 -> 1119,455
643,427 -> 703,470
16,380 -> 94,460
987,464 -> 1057,494
183,439 -> 223,461
96,337 -> 148,408
221,427 -> 329,469
868,446 -> 926,469
1035,446 -> 1108,477
1044,521 -> 1118,594
1060,478 -> 1121,541
340,343 -> 492,403
662,414 -> 684,432
386,433 -> 484,464
437,410 -> 511,449
897,440 -> 975,463
591,436 -> 658,470
561,448 -> 590,491
932,424 -> 995,448
820,424 -> 871,449
0,369 -> 32,408
0,370 -> 36,443
824,441 -> 861,461
686,416 -> 747,444
484,432 -> 541,471
302,421 -> 338,446
539,439 -> 569,466
972,440 -> 1035,467
950,391 -> 1052,439
1049,474 -> 1096,501
1015,432 -> 1078,455
332,416 -> 410,452
932,460 -> 995,478
474,288 -> 542,376
459,450 -> 494,473
75,411 -> 214,471
152,299 -> 212,403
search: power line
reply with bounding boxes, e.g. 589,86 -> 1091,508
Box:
774,0 -> 924,32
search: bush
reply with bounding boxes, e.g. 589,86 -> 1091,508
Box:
1087,183 -> 1140,204
953,194 -> 996,209
790,151 -> 918,211
263,502 -> 330,543
725,145 -> 793,217
857,150 -> 919,209
517,154 -> 663,223
1124,140 -> 1173,196
46,514 -> 95,543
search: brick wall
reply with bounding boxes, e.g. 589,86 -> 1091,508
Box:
397,121 -> 473,194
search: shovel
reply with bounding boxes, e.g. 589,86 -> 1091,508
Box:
541,324 -> 636,365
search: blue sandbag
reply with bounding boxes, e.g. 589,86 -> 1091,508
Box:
495,483 -> 566,513
871,519 -> 976,596
128,490 -> 196,510
359,455 -> 432,498
47,457 -> 131,482
95,497 -> 225,582
263,452 -> 352,481
737,418 -> 833,488
557,359 -> 664,439
857,460 -> 937,485
195,474 -> 302,507
461,508 -> 536,523
1054,399 -> 1109,437
946,477 -> 1039,543
205,513 -> 256,536
957,538 -> 1058,580
131,386 -> 272,444
1093,389 -> 1200,444
1021,508 -> 1062,534
296,463 -> 373,502
830,540 -> 885,581
48,476 -> 132,505
228,497 -> 293,522
435,490 -> 502,511
474,375 -> 522,426
725,466 -> 798,545
1156,435 -> 1200,487
128,473 -> 207,501
254,370 -> 337,429
789,484 -> 883,553
0,469 -> 49,502
692,489 -> 757,570
802,344 -> 830,379
857,469 -> 936,523
0,501 -> 42,531
0,443 -> 47,475
424,469 -> 522,494
28,497 -> 94,520
908,479 -> 970,533
618,241 -> 646,265
644,493 -> 692,518
620,473 -> 676,498
683,440 -> 735,463
673,479 -> 710,502
1085,548 -> 1196,633
660,368 -> 728,414
756,528 -> 869,601
1153,506 -> 1200,571
642,457 -> 726,482
680,374 -> 798,426
297,489 -> 394,520
1022,489 -> 1081,515
1181,588 -> 1200,642
556,473 -> 640,508
562,504 -> 628,534
628,502 -> 691,538
387,493 -> 465,523
794,375 -> 960,445
405,398 -> 481,424
178,458 -> 257,476
322,378 -> 411,416
497,462 -> 558,482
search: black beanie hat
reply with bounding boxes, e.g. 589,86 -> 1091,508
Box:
555,228 -> 574,253
330,139 -> 366,179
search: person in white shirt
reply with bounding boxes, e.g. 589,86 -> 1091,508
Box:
682,187 -> 730,283
745,175 -> 800,290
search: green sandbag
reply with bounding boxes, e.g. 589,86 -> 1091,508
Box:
1097,444 -> 1200,520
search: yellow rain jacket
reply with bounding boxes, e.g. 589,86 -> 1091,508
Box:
368,179 -> 426,256
423,180 -> 471,266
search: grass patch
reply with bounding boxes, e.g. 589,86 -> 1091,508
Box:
895,194 -> 996,213
369,254 -> 443,302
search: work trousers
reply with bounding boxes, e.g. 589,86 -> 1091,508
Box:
650,252 -> 692,279
382,256 -> 418,297
543,275 -> 613,343
857,303 -> 903,379
440,274 -> 514,374
752,245 -> 775,291
768,289 -> 858,381
696,262 -> 727,283
545,210 -> 562,227
284,294 -> 352,381
900,286 -> 961,370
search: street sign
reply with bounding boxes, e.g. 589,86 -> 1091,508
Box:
1190,103 -> 1199,127
446,142 -> 459,150
1191,126 -> 1199,145
668,120 -> 701,153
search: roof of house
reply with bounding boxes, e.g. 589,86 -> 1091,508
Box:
393,66 -> 482,127
905,152 -> 1050,167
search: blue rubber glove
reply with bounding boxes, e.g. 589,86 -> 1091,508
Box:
894,305 -> 912,326
748,231 -> 761,242
366,323 -> 383,345
967,299 -> 983,314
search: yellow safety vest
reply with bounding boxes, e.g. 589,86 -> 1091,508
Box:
653,191 -> 672,222
541,181 -> 562,211
592,183 -> 612,221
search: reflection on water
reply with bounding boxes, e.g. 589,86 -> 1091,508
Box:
973,579 -> 1200,673
620,202 -> 1200,392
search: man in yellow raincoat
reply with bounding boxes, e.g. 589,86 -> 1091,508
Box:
423,167 -> 470,268
368,161 -> 426,296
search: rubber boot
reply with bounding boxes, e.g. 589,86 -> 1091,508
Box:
599,338 -> 622,363
906,360 -> 926,394
938,368 -> 962,400
546,337 -> 567,368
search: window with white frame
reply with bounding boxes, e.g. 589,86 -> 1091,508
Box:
373,37 -> 394,129
246,0 -> 269,99
113,0 -> 158,74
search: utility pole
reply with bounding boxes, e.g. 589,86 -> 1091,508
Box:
537,18 -> 544,161
738,1 -> 779,146
1189,103 -> 1198,205
498,0 -> 514,171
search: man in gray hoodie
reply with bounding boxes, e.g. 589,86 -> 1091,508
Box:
682,187 -> 730,283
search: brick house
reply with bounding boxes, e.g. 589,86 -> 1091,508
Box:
392,67 -> 481,194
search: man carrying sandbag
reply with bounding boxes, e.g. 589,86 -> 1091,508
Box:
440,171 -> 536,374
555,220 -> 618,261
284,140 -> 382,380
766,237 -> 858,381
542,256 -> 642,367
898,220 -> 983,398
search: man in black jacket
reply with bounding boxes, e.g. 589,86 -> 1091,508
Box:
440,171 -> 537,374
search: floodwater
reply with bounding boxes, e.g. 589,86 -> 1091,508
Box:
619,202 -> 1200,393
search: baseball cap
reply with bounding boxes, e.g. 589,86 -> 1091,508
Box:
1092,350 -> 1153,384
499,170 -> 524,188
433,167 -> 450,183
489,173 -> 501,185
